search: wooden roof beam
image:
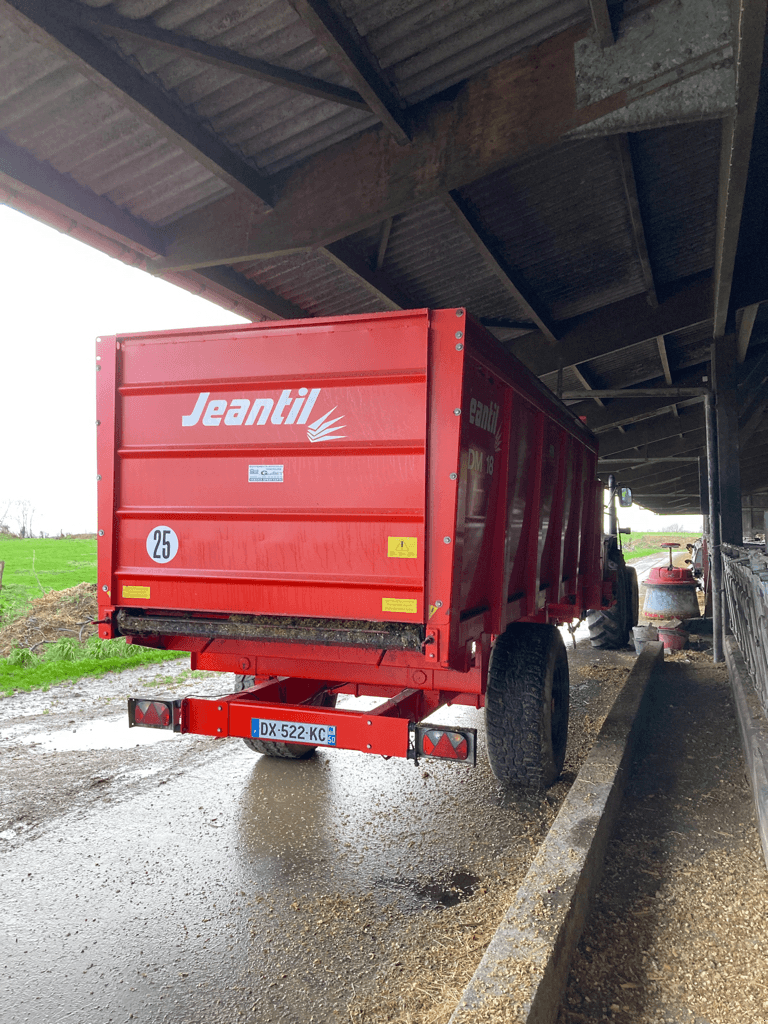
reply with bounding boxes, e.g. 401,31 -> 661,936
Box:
657,335 -> 673,384
599,416 -> 705,459
588,0 -> 615,48
581,395 -> 706,434
0,135 -> 302,321
323,240 -> 412,311
375,218 -> 393,272
442,193 -> 558,344
513,274 -> 713,378
571,364 -> 605,407
152,2 -> 735,272
1,0 -> 276,207
615,134 -> 657,306
560,387 -> 708,400
737,303 -> 760,362
56,0 -> 368,110
288,0 -> 410,144
712,0 -> 768,338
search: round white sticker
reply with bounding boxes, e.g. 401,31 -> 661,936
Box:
146,526 -> 179,564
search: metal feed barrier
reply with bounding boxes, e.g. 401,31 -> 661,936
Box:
722,545 -> 768,717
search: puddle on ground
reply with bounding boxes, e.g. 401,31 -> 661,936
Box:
5,717 -> 181,752
378,870 -> 481,911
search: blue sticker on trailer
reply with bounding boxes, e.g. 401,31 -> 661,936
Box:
252,719 -> 337,745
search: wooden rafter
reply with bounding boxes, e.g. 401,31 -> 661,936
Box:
712,0 -> 768,338
442,193 -> 558,344
323,241 -> 411,310
288,0 -> 410,144
588,0 -> 615,48
585,395 -> 705,434
0,135 -> 305,321
55,0 -> 368,110
1,0 -> 276,207
599,418 -> 706,459
571,364 -> 605,407
151,21 -> 736,273
656,335 -> 673,385
512,275 -> 712,377
560,387 -> 708,400
376,218 -> 393,272
615,134 -> 657,306
737,303 -> 760,362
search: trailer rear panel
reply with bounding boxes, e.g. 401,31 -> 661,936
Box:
97,309 -> 604,683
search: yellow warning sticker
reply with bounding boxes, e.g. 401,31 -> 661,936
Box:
387,536 -> 418,559
122,585 -> 151,600
382,597 -> 418,614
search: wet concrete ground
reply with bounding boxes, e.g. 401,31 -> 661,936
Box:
1,562 -> 665,1024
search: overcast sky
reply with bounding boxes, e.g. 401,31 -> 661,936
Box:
0,204 -> 700,536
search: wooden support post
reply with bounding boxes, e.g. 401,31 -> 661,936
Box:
713,335 -> 743,546
705,392 -> 723,663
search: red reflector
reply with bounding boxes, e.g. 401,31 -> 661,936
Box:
134,700 -> 171,728
421,729 -> 468,760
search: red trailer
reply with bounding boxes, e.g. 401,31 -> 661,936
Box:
96,308 -> 626,787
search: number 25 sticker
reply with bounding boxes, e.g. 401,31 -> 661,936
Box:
146,526 -> 179,564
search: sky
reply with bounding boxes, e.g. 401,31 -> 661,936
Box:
0,203 -> 701,536
0,205 -> 248,536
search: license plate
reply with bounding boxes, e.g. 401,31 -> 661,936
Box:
251,719 -> 337,746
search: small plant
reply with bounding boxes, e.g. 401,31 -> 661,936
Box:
8,646 -> 38,667
45,637 -> 79,662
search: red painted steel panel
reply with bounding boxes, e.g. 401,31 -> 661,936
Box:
98,309 -> 603,711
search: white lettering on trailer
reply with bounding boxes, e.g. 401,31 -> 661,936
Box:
469,397 -> 500,436
180,388 -> 343,442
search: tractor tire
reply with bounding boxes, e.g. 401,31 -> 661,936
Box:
587,558 -> 631,649
626,566 -> 639,629
485,623 -> 570,789
233,675 -> 337,759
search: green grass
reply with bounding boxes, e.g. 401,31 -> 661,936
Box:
622,531 -> 701,564
0,635 -> 186,696
0,536 -> 184,693
0,537 -> 97,624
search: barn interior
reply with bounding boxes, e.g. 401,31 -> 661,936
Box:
2,3 -> 768,1021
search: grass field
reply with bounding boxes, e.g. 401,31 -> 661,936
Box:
622,531 -> 701,563
0,536 -> 97,624
0,536 -> 185,694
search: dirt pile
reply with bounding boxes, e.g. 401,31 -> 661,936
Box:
0,583 -> 98,656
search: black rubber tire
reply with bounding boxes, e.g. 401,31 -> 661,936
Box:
233,675 -> 337,759
587,556 -> 631,649
485,623 -> 570,789
626,566 -> 639,629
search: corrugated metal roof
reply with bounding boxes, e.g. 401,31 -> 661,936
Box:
105,0 -> 379,175
539,364 -> 596,394
0,11 -> 236,225
457,137 -> 648,320
631,122 -> 722,286
340,0 -> 590,104
235,248 -> 390,317
579,338 -> 662,389
346,197 -> 530,321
